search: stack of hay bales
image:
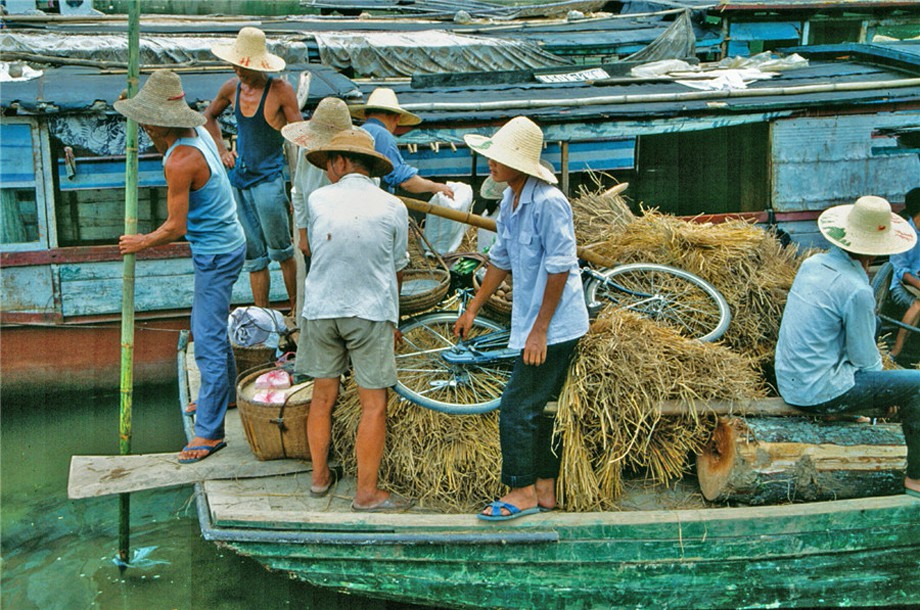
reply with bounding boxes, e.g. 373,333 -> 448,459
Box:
330,188 -> 806,513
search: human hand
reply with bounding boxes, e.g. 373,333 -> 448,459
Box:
437,183 -> 455,200
118,234 -> 147,255
522,329 -> 548,366
221,150 -> 237,169
394,328 -> 404,348
453,311 -> 474,340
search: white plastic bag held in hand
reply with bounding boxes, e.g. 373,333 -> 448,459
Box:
423,181 -> 473,255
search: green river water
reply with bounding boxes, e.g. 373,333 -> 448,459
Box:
0,382 -> 432,610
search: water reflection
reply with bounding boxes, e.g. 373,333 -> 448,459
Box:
0,383 -> 429,609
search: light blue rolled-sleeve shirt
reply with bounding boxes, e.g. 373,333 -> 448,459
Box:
361,118 -> 419,193
775,247 -> 882,406
488,177 -> 589,350
889,216 -> 920,289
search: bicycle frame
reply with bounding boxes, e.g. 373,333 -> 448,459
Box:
440,330 -> 516,365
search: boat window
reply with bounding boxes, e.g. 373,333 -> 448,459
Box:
0,123 -> 43,246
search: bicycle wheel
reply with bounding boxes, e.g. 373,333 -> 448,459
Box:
583,263 -> 731,342
394,311 -> 512,415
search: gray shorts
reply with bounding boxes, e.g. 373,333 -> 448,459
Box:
299,317 -> 397,389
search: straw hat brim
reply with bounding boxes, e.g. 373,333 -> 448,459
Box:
818,204 -> 917,256
114,96 -> 205,129
350,104 -> 422,127
464,134 -> 558,184
306,145 -> 394,178
211,43 -> 286,73
282,120 -> 337,150
480,159 -> 556,199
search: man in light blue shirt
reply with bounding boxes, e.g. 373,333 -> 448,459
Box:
458,117 -> 590,521
887,187 -> 920,361
775,195 -> 920,498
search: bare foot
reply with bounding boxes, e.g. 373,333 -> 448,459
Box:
178,437 -> 225,461
481,486 -> 538,517
535,477 -> 556,510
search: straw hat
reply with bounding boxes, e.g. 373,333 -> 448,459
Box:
113,70 -> 205,128
306,127 -> 394,178
480,158 -> 556,200
349,87 -> 421,127
212,27 -> 285,73
818,195 -> 916,256
281,97 -> 352,150
464,116 -> 557,184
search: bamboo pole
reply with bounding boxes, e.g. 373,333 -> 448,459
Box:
117,0 -> 140,573
397,195 -> 618,268
400,78 -> 920,113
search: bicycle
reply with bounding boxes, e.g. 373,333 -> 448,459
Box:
393,262 -> 731,415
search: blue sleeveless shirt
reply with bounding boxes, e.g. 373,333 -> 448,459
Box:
164,126 -> 246,255
230,77 -> 285,189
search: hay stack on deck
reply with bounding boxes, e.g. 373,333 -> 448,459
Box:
331,190 -> 805,513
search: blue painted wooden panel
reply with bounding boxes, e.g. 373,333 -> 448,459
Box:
405,139 -> 636,177
0,264 -> 57,315
771,113 -> 920,213
57,158 -> 167,190
0,123 -> 36,185
730,21 -> 802,42
58,258 -> 287,317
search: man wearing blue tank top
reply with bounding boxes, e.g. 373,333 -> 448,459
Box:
116,71 -> 246,464
204,27 -> 302,313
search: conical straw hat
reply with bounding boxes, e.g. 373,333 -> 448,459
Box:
282,97 -> 352,150
212,27 -> 285,73
480,158 -> 556,199
818,195 -> 916,256
113,70 -> 205,128
349,87 -> 421,127
464,116 -> 557,184
306,127 -> 394,178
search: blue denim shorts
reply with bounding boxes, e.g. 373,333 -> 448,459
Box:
890,280 -> 919,310
233,174 -> 294,272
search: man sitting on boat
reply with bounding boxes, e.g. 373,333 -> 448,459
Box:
775,195 -> 920,498
204,27 -> 302,314
456,116 -> 590,521
115,70 -> 246,464
298,127 -> 413,512
349,87 -> 454,201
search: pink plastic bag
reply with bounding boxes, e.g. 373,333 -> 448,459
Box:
252,389 -> 286,405
254,369 -> 291,390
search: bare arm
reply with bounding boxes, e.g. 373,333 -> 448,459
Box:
523,272 -> 567,366
202,78 -> 237,168
119,148 -> 197,253
273,77 -> 303,127
399,174 -> 454,199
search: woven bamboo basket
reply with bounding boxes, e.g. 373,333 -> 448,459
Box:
473,268 -> 513,319
232,343 -> 276,377
399,268 -> 451,315
236,368 -> 313,461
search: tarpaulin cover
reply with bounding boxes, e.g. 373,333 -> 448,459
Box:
314,30 -> 571,78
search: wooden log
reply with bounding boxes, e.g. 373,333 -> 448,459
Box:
697,417 -> 907,506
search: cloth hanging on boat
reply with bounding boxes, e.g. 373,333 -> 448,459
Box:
228,306 -> 287,348
314,30 -> 571,78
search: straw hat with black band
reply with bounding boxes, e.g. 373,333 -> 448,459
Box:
113,70 -> 205,129
306,128 -> 394,178
349,87 -> 421,127
818,195 -> 916,257
281,97 -> 352,150
464,116 -> 558,185
212,27 -> 285,73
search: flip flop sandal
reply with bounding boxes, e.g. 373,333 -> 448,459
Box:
351,493 -> 414,513
178,441 -> 227,464
477,500 -> 541,522
309,465 -> 343,498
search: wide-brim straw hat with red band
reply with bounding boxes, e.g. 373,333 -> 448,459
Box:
349,87 -> 421,127
306,127 -> 394,178
464,116 -> 557,185
113,70 -> 205,129
818,195 -> 917,256
212,27 -> 285,73
282,97 -> 352,150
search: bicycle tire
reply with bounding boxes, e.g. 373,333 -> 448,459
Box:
394,311 -> 511,414
583,263 -> 731,342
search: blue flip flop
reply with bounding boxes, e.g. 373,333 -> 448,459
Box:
178,441 -> 227,464
478,500 -> 542,522
907,488 -> 920,499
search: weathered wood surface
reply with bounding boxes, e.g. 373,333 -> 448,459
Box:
67,411 -> 311,499
697,416 -> 907,505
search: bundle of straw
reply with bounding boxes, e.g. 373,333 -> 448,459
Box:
331,381 -> 503,512
555,308 -> 765,512
584,211 -> 805,367
570,184 -> 636,248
